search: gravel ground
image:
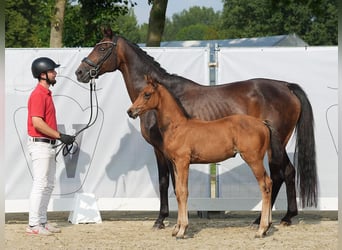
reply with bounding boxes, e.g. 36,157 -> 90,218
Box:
5,210 -> 338,250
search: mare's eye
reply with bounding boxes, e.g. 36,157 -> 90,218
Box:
144,92 -> 151,99
99,46 -> 106,52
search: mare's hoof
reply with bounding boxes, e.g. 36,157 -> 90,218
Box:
253,217 -> 261,225
249,222 -> 259,230
280,220 -> 291,226
153,222 -> 165,229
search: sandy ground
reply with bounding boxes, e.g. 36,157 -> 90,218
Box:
5,210 -> 337,250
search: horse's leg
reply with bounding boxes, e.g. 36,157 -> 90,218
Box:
171,160 -> 189,239
242,148 -> 272,238
253,159 -> 284,225
261,152 -> 298,226
280,153 -> 298,225
153,148 -> 173,229
251,164 -> 273,238
253,148 -> 298,226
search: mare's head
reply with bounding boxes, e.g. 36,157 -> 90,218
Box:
75,27 -> 118,83
127,75 -> 160,119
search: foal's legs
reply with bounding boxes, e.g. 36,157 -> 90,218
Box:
248,160 -> 272,237
171,160 -> 190,239
253,149 -> 298,226
253,161 -> 280,226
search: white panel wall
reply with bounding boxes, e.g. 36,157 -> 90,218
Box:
217,47 -> 338,210
5,46 -> 337,212
5,47 -> 211,212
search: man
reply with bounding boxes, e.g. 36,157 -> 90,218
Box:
26,57 -> 75,236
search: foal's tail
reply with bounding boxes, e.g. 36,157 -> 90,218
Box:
263,121 -> 283,166
288,83 -> 318,208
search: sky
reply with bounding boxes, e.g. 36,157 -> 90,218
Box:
132,0 -> 224,25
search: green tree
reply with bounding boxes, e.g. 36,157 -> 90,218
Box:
76,0 -> 135,46
63,2 -> 141,47
63,2 -> 86,47
50,0 -> 67,47
175,24 -> 219,41
5,0 -> 54,47
146,0 -> 168,46
163,6 -> 223,41
138,23 -> 149,42
221,0 -> 337,45
114,9 -> 141,43
5,0 -> 137,48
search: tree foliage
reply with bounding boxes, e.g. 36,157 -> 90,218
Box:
220,0 -> 337,45
74,0 -> 136,46
5,0 -> 337,47
115,9 -> 141,43
163,6 -> 223,41
5,0 -> 55,47
5,0 -> 137,47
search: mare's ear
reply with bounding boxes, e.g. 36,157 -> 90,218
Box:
102,26 -> 113,39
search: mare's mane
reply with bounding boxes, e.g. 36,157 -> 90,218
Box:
117,35 -> 168,77
116,35 -> 192,118
115,35 -> 197,86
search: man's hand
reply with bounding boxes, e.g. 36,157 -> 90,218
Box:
59,133 -> 75,145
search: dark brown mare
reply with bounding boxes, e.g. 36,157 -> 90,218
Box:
127,76 -> 283,238
75,28 -> 317,228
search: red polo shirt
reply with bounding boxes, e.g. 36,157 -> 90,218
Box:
27,83 -> 57,138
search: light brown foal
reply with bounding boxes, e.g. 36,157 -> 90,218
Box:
127,76 -> 281,238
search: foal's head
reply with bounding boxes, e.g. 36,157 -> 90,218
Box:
127,75 -> 160,119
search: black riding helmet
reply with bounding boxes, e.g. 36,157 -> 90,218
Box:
31,57 -> 60,86
31,57 -> 60,79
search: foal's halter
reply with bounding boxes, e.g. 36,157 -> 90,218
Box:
82,40 -> 117,79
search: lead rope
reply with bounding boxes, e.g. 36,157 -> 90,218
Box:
55,77 -> 99,159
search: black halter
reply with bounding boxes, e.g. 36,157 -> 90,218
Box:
55,39 -> 117,157
55,77 -> 99,158
82,40 -> 117,79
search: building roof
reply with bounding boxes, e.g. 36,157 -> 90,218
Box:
154,34 -> 308,48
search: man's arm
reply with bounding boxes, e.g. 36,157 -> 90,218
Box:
31,116 -> 60,139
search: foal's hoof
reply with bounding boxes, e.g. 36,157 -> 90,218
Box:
255,223 -> 272,238
172,224 -> 186,239
172,225 -> 180,237
254,231 -> 266,238
175,234 -> 185,240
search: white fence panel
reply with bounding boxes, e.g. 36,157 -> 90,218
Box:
216,47 -> 337,210
5,47 -> 211,212
5,46 -> 337,212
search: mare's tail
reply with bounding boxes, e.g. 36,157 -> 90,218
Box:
287,83 -> 317,208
